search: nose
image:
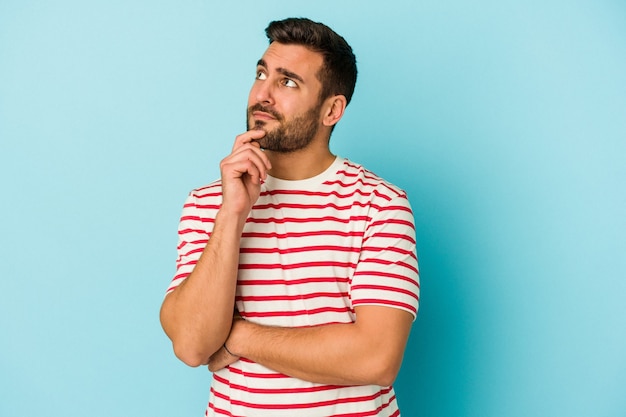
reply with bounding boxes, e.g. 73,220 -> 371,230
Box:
252,79 -> 274,105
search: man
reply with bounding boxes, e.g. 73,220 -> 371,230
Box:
160,17 -> 420,416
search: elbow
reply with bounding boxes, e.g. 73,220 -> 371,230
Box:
374,367 -> 400,387
160,297 -> 212,367
368,352 -> 403,387
162,327 -> 221,367
162,323 -> 212,367
173,342 -> 210,368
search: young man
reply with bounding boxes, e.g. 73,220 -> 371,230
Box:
160,17 -> 420,416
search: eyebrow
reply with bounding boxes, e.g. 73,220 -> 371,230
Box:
257,59 -> 305,84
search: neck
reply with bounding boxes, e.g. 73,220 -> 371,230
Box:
266,144 -> 336,181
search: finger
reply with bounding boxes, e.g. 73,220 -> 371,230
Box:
220,149 -> 269,173
207,346 -> 238,373
232,129 -> 267,152
230,142 -> 268,162
224,145 -> 271,178
221,158 -> 263,185
207,348 -> 225,372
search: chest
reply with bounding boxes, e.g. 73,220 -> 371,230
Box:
234,191 -> 372,325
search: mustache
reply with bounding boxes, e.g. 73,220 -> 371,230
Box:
248,103 -> 283,121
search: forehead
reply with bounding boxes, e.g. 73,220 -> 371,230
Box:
259,42 -> 324,82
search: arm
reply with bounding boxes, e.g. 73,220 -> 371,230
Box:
160,130 -> 271,367
211,305 -> 413,386
208,189 -> 420,385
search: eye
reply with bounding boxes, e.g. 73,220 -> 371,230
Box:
256,70 -> 267,80
282,78 -> 298,88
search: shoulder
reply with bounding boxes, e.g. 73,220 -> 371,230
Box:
189,179 -> 223,200
333,159 -> 409,202
180,179 -> 223,215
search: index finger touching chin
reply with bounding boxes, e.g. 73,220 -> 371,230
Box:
232,129 -> 266,151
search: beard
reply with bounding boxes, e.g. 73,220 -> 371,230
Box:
246,103 -> 321,153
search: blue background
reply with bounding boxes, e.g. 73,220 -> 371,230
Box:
1,1 -> 624,416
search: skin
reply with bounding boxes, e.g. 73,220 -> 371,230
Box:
160,42 -> 413,387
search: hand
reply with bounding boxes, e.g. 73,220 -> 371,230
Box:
219,129 -> 272,218
207,312 -> 245,372
207,343 -> 239,373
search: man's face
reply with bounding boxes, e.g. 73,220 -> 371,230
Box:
246,42 -> 326,152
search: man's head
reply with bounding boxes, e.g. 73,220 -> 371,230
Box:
265,17 -> 358,106
247,18 -> 357,153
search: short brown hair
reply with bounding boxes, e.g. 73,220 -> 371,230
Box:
265,18 -> 358,105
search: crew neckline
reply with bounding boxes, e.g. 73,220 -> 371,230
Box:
263,156 -> 344,190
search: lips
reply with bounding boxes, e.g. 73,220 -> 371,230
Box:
252,111 -> 276,121
248,104 -> 282,122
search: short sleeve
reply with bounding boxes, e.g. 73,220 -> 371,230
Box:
350,194 -> 420,319
165,191 -> 215,294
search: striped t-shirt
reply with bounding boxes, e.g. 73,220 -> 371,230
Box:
168,157 -> 420,417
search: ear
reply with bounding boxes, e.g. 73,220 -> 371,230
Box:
321,95 -> 347,127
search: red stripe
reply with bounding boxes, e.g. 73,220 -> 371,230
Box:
353,270 -> 419,288
213,374 -> 346,394
377,182 -> 405,199
166,284 -> 180,293
179,246 -> 204,259
239,261 -> 357,270
366,218 -> 415,231
176,259 -> 198,270
192,183 -> 222,198
252,201 -> 370,211
324,178 -> 385,188
243,230 -> 363,239
238,277 -> 349,286
361,246 -> 416,257
246,215 -> 370,224
237,292 -> 348,302
364,232 -> 415,245
240,245 -> 359,255
242,306 -> 351,318
376,204 -> 412,214
208,403 -> 239,417
180,215 -> 215,223
187,238 -> 209,245
332,165 -> 359,176
343,160 -> 362,171
226,366 -> 290,379
192,191 -> 221,198
371,189 -> 393,201
171,272 -> 189,281
189,203 -> 221,210
332,393 -> 397,417
178,228 -> 209,236
351,284 -> 418,300
353,299 -> 417,314
358,258 -> 419,275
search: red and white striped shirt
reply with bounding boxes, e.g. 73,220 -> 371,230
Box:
168,157 -> 420,417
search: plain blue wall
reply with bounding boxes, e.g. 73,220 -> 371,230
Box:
1,1 -> 624,416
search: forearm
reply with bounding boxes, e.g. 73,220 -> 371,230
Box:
226,307 -> 413,386
160,211 -> 246,366
233,322 -> 381,385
